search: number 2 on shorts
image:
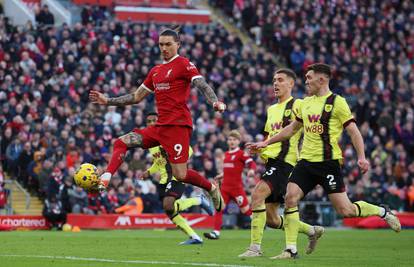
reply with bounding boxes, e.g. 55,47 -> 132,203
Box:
326,174 -> 336,186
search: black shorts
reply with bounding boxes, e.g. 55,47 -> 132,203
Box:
157,180 -> 185,201
261,159 -> 294,203
289,159 -> 346,196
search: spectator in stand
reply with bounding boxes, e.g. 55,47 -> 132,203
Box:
43,195 -> 66,230
129,150 -> 146,172
37,159 -> 54,198
17,142 -> 33,187
1,128 -> 13,172
27,149 -> 45,194
116,186 -> 130,206
87,192 -> 107,214
115,189 -> 144,215
141,183 -> 163,213
81,5 -> 93,26
5,135 -> 23,177
0,166 -> 8,212
58,177 -> 74,213
46,167 -> 63,199
69,186 -> 93,214
35,5 -> 55,27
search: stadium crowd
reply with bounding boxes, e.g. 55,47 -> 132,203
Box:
0,1 -> 413,218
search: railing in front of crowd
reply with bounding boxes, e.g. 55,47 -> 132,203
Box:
13,180 -> 31,211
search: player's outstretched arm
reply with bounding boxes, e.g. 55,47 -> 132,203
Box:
89,85 -> 150,106
345,122 -> 370,173
266,120 -> 302,145
192,77 -> 226,112
246,120 -> 302,150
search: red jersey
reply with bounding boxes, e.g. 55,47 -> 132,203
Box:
142,55 -> 202,127
222,148 -> 256,189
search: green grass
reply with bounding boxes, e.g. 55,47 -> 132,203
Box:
0,228 -> 412,267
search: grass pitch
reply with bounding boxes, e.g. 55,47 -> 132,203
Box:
0,228 -> 412,267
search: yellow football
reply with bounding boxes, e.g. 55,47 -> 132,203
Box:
74,163 -> 99,191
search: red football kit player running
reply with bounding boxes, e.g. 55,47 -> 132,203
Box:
89,26 -> 226,211
204,130 -> 256,239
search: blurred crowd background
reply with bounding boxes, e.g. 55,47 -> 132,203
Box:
0,1 -> 413,219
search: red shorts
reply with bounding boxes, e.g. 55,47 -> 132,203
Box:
133,125 -> 192,164
221,187 -> 249,209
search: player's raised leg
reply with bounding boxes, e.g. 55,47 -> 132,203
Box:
329,193 -> 401,232
99,131 -> 144,190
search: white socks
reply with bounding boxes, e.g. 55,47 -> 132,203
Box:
191,234 -> 202,241
100,172 -> 112,185
250,243 -> 261,251
286,245 -> 297,253
379,207 -> 386,217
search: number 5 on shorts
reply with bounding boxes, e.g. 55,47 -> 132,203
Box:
265,167 -> 276,176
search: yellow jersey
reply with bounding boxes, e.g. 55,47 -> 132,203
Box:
260,97 -> 303,166
148,146 -> 193,184
295,91 -> 355,162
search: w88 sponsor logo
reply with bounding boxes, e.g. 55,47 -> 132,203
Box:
305,124 -> 324,134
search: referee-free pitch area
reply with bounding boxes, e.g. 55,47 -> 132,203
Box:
0,229 -> 412,267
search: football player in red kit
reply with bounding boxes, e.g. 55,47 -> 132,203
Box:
89,26 -> 226,211
204,130 -> 256,239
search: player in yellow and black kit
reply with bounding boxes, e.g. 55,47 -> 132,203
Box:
240,69 -> 323,258
140,112 -> 214,245
248,63 -> 401,259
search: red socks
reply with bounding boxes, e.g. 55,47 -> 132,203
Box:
106,139 -> 128,175
214,210 -> 223,231
184,169 -> 212,191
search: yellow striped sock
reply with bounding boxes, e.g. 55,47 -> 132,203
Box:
278,215 -> 312,235
251,204 -> 266,245
353,201 -> 382,217
284,207 -> 300,247
298,221 -> 313,235
174,198 -> 200,213
171,214 -> 196,237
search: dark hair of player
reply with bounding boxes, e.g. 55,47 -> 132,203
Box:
275,68 -> 297,81
146,111 -> 158,117
306,63 -> 332,78
160,25 -> 181,42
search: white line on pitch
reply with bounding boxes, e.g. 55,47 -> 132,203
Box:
0,254 -> 255,267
